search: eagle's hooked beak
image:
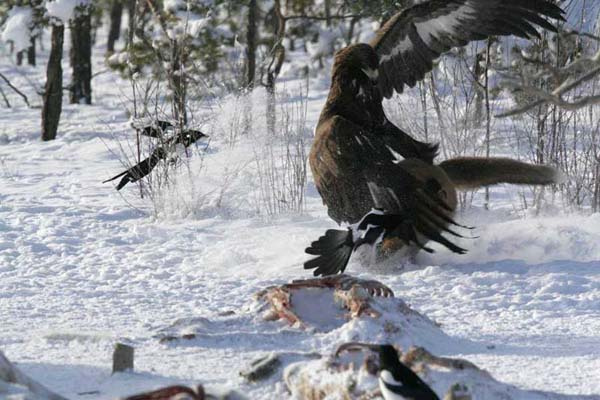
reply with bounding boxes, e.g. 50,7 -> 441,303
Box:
361,68 -> 379,85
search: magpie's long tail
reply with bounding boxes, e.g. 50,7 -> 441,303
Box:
103,149 -> 165,190
304,229 -> 354,276
102,170 -> 128,184
103,162 -> 148,191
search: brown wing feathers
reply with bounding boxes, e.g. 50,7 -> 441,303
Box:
367,179 -> 468,254
308,115 -> 468,275
371,0 -> 565,97
304,178 -> 468,276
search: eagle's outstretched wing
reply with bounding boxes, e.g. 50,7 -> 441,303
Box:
370,0 -> 564,98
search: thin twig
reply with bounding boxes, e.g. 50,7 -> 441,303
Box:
0,71 -> 30,107
563,29 -> 600,42
283,13 -> 365,22
0,84 -> 10,107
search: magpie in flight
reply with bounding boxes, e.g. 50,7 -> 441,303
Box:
104,120 -> 207,190
140,120 -> 173,138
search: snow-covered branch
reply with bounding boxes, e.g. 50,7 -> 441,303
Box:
497,48 -> 600,118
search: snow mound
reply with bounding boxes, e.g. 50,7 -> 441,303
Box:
153,275 -> 597,399
285,345 -> 588,400
255,275 -> 452,351
153,276 -> 459,389
431,213 -> 600,266
45,0 -> 90,24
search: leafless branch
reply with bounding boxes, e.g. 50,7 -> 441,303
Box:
0,71 -> 30,107
563,29 -> 600,42
497,50 -> 600,118
0,85 -> 10,108
283,13 -> 364,22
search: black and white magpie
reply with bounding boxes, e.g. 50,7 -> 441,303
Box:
304,209 -> 400,276
140,120 -> 173,137
104,121 -> 208,190
335,342 -> 439,400
304,206 -> 469,277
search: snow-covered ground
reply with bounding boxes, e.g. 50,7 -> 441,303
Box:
1,20 -> 600,400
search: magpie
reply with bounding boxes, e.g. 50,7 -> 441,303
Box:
104,123 -> 207,190
140,120 -> 173,137
335,342 -> 439,400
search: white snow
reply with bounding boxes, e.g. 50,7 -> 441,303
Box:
306,28 -> 337,59
45,0 -> 90,24
0,350 -> 66,400
187,17 -> 210,37
0,11 -> 599,400
163,0 -> 186,13
1,7 -> 33,52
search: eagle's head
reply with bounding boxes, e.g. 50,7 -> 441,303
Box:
333,43 -> 379,86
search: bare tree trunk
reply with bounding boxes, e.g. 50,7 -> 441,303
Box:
245,0 -> 257,89
170,39 -> 187,126
107,0 -> 123,53
70,10 -> 92,104
27,37 -> 36,66
346,16 -> 358,45
594,160 -> 600,213
484,40 -> 491,209
243,0 -> 258,137
126,0 -> 136,48
324,0 -> 331,27
536,107 -> 547,164
16,51 -> 23,66
474,51 -> 484,125
42,25 -> 64,141
266,0 -> 286,136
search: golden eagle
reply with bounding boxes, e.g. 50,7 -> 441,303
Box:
306,0 -> 565,276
